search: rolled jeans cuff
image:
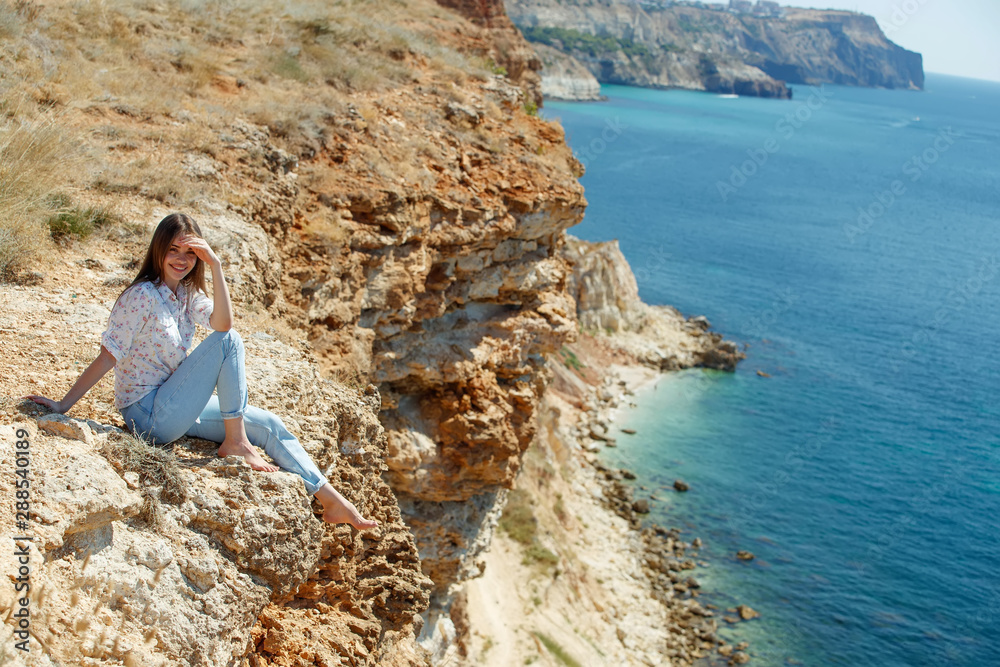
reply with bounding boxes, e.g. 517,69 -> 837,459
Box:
218,407 -> 245,420
303,474 -> 330,497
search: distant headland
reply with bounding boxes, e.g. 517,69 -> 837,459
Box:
507,0 -> 925,100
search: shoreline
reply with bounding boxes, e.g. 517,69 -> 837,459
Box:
459,328 -> 755,666
574,348 -> 754,666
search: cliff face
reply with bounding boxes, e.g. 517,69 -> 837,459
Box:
748,8 -> 924,89
434,0 -> 545,106
0,0 -> 585,661
271,78 -> 587,602
505,0 -> 924,98
562,236 -> 745,371
452,235 -> 746,666
532,42 -> 604,101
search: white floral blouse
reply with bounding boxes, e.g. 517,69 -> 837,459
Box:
101,280 -> 214,410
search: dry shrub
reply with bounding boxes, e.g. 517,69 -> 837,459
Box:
0,0 -> 41,38
0,2 -> 20,38
47,198 -> 131,242
175,121 -> 219,157
500,487 -> 560,570
101,429 -> 187,504
0,116 -> 71,280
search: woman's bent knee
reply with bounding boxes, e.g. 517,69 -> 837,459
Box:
205,328 -> 242,347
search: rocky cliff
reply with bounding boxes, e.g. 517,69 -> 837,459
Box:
505,0 -> 924,98
562,236 -> 744,371
259,51 -> 587,616
0,0 -> 746,663
532,43 -> 604,101
452,235 -> 747,665
1,219 -> 431,665
434,0 -> 546,107
0,0 -> 586,662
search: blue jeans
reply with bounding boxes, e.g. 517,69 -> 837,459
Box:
120,329 -> 329,496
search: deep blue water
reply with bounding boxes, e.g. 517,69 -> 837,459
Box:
541,74 -> 1000,666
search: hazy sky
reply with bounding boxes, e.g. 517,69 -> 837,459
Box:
787,0 -> 1000,82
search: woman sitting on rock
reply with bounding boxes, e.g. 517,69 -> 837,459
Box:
26,213 -> 377,530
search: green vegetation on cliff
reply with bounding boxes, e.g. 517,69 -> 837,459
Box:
521,25 -> 654,62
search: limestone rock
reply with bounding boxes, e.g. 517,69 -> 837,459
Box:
37,413 -> 95,445
534,43 -> 603,101
197,204 -> 283,310
562,235 -> 746,372
435,0 -> 545,106
30,434 -> 143,549
563,236 -> 645,333
184,456 -> 326,597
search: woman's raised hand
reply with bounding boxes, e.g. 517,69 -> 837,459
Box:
179,234 -> 221,267
23,395 -> 65,413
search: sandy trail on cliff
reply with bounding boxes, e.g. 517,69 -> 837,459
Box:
466,513 -> 671,666
462,341 -> 677,666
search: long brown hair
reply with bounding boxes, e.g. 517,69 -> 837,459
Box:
118,213 -> 209,304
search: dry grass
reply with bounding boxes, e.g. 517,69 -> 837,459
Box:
101,430 -> 187,505
0,0 -> 41,38
0,115 -> 73,280
0,0 -> 486,190
0,0 -> 543,270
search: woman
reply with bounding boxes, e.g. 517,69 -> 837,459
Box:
26,213 -> 377,530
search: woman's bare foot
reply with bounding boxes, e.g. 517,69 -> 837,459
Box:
315,484 -> 379,530
217,439 -> 280,472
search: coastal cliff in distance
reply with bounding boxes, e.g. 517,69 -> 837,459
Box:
505,0 -> 925,99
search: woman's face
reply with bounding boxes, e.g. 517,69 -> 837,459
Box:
162,233 -> 198,285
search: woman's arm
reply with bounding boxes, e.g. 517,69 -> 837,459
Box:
206,259 -> 234,332
25,345 -> 116,414
181,235 -> 233,332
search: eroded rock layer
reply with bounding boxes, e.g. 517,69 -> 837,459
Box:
434,0 -> 545,106
260,77 -> 588,599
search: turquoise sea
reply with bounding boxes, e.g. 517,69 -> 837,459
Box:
541,74 -> 1000,666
